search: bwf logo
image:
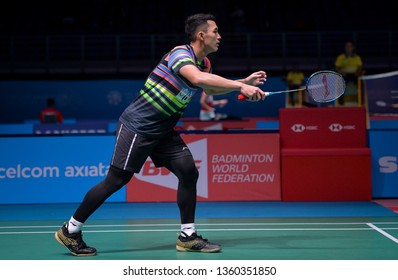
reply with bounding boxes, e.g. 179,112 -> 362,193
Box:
135,139 -> 208,198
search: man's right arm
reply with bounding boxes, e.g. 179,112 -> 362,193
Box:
179,64 -> 265,101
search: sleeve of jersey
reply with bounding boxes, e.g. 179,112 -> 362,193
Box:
203,57 -> 212,73
168,48 -> 195,74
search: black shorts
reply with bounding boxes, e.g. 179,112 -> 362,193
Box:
110,122 -> 193,173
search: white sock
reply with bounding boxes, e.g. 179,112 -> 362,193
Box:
181,223 -> 196,237
67,217 -> 83,234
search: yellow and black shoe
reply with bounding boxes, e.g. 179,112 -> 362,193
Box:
176,232 -> 222,253
55,224 -> 97,256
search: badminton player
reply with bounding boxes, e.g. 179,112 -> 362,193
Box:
55,13 -> 266,256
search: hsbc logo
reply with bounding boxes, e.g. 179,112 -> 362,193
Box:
135,139 -> 208,198
291,124 -> 318,133
329,123 -> 343,132
291,124 -> 305,132
329,123 -> 356,132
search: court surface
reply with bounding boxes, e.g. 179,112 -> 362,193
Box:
1,201 -> 398,260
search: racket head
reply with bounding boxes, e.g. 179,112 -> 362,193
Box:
306,70 -> 346,103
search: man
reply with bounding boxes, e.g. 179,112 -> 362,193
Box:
286,64 -> 305,107
335,41 -> 363,79
40,98 -> 64,123
55,13 -> 266,256
199,91 -> 228,121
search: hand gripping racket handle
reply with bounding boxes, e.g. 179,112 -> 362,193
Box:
237,88 -> 305,100
238,91 -> 277,101
238,71 -> 345,102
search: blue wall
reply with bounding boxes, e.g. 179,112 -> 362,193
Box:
0,77 -> 286,124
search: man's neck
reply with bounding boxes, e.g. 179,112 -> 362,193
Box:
189,43 -> 206,62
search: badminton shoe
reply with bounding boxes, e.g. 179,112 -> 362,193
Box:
55,223 -> 97,256
176,232 -> 222,253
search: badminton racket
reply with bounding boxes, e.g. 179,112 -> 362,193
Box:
238,70 -> 346,103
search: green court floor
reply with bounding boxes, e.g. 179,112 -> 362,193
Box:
2,216 -> 398,260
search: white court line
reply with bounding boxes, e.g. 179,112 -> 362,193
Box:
367,223 -> 398,244
0,224 -> 180,229
3,227 -> 398,235
2,221 -> 398,229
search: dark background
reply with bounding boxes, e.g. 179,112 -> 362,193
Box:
1,0 -> 396,36
0,0 -> 396,123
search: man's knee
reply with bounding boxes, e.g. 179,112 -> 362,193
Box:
188,165 -> 199,182
169,157 -> 199,183
105,165 -> 134,188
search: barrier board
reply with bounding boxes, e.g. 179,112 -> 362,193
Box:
126,133 -> 281,202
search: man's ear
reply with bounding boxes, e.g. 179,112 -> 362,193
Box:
197,31 -> 205,41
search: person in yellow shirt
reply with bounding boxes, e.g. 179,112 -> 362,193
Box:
286,65 -> 305,107
334,41 -> 363,105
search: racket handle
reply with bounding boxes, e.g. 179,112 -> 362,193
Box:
237,92 -> 269,101
238,94 -> 246,100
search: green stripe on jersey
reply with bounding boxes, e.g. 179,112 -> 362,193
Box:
172,58 -> 195,72
146,78 -> 183,109
140,90 -> 172,116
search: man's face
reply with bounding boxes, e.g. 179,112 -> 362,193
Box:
202,20 -> 221,53
345,42 -> 354,54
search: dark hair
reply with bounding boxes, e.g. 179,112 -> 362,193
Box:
185,13 -> 216,42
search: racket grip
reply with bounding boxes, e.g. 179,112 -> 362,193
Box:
237,92 -> 269,101
237,93 -> 246,100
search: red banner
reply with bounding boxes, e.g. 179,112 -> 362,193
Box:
279,107 -> 367,149
126,133 -> 281,202
279,107 -> 371,201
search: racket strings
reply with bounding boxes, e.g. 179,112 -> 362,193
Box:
306,72 -> 345,102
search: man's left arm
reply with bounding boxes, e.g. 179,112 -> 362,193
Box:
206,71 -> 267,95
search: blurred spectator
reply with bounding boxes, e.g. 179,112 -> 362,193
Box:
199,92 -> 229,121
334,41 -> 363,105
230,4 -> 247,32
286,65 -> 305,107
40,98 -> 64,123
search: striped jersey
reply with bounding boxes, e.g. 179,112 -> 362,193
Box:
120,44 -> 211,137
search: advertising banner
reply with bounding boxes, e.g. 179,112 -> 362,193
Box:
362,71 -> 398,116
279,107 -> 367,149
0,133 -> 280,204
369,130 -> 398,197
0,136 -> 125,204
126,133 -> 281,202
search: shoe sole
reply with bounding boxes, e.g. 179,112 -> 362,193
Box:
176,244 -> 222,253
54,232 -> 97,257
